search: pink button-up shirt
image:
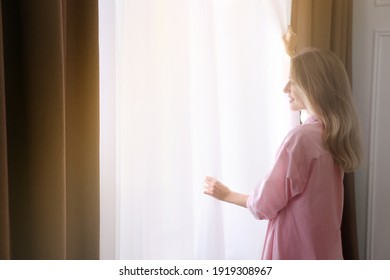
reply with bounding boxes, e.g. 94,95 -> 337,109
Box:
247,116 -> 344,259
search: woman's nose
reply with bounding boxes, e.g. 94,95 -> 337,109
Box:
283,81 -> 290,93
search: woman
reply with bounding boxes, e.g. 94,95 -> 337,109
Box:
203,48 -> 362,260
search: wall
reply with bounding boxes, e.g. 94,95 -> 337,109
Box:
353,0 -> 390,259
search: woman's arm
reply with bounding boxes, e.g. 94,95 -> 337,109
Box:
203,176 -> 248,208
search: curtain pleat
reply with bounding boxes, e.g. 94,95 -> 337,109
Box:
0,0 -> 99,260
63,0 -> 100,260
291,0 -> 358,259
0,0 -> 11,260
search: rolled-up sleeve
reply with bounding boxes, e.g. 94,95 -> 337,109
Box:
247,136 -> 313,220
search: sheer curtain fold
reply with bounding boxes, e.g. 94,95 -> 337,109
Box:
291,0 -> 358,259
0,0 -> 99,260
101,0 -> 297,260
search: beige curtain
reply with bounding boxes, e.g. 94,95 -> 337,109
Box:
291,0 -> 352,78
0,0 -> 99,260
291,0 -> 358,259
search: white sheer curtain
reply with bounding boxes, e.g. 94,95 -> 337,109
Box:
99,0 -> 298,260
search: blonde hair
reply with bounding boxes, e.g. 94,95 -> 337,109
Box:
290,48 -> 362,172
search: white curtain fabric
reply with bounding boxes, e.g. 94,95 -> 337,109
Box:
99,0 -> 298,260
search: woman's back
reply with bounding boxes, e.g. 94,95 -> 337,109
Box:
247,116 -> 344,259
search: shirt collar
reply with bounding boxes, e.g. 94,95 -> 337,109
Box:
303,114 -> 319,124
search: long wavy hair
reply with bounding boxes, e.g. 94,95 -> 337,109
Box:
290,48 -> 362,172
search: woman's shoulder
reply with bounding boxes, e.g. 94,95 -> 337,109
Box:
283,122 -> 325,155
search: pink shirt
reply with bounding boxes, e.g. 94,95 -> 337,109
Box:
247,116 -> 344,260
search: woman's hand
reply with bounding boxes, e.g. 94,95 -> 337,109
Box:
203,176 -> 231,202
203,176 -> 249,208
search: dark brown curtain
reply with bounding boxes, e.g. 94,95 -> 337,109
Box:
0,0 -> 10,260
291,0 -> 359,259
0,0 -> 99,259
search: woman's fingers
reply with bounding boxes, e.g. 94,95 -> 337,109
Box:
204,176 -> 216,184
203,177 -> 214,195
203,177 -> 230,201
203,176 -> 216,195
